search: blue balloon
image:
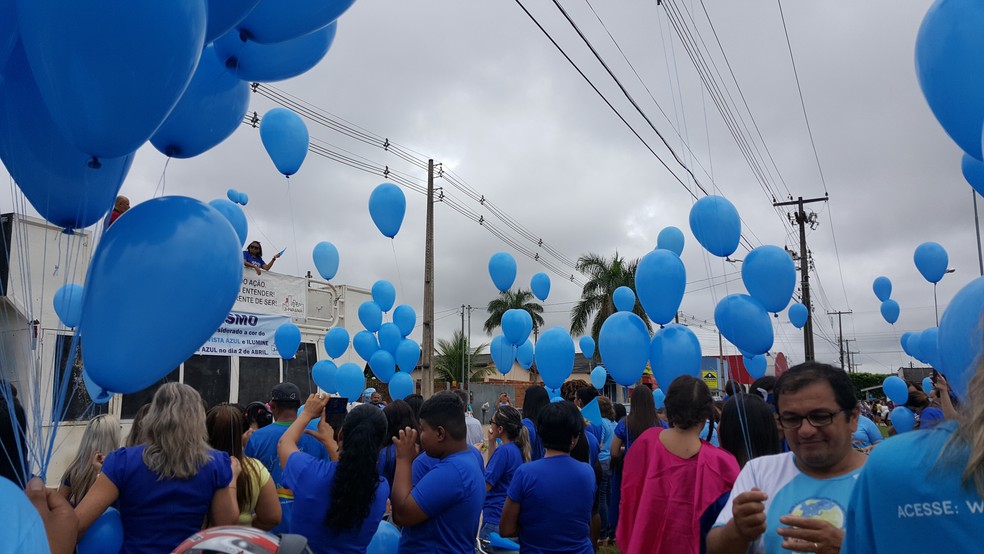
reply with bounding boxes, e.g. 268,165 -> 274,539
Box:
612,286 -> 636,312
238,191 -> 249,205
335,362 -> 365,402
535,327 -> 575,389
79,197 -> 241,394
82,369 -> 113,405
312,359 -> 337,393
324,327 -> 349,359
208,199 -> 248,246
488,252 -> 517,293
237,0 -> 356,44
656,226 -> 685,256
214,21 -> 335,83
913,242 -> 949,284
393,304 -> 416,337
353,330 -> 379,362
883,375 -> 908,405
0,0 -> 15,75
358,302 -> 383,333
872,276 -> 892,302
516,339 -> 534,369
77,507 -> 123,554
714,294 -> 773,355
388,371 -> 414,401
922,376 -> 934,395
275,322 -> 301,360
744,355 -> 767,379
205,0 -> 261,43
490,335 -> 515,375
652,388 -> 665,410
742,245 -> 796,313
0,48 -> 133,230
962,153 -> 984,196
226,188 -> 240,202
939,276 -> 984,399
150,45 -> 249,158
906,330 -> 925,363
590,366 -> 607,389
369,350 -> 396,383
53,283 -> 84,328
579,336 -> 596,359
377,323 -> 402,355
598,312 -> 650,386
530,272 -> 550,301
395,339 -> 421,373
371,280 -> 396,313
367,520 -> 401,554
16,0 -> 206,158
259,107 -> 308,176
788,303 -> 808,329
915,0 -> 984,159
880,299 -> 900,325
368,183 -> 406,239
649,324 -> 701,389
919,327 -> 941,369
501,309 -> 533,347
890,406 -> 916,434
900,331 -> 915,357
312,241 -> 339,281
689,195 -> 741,257
546,387 -> 562,401
635,249 -> 686,325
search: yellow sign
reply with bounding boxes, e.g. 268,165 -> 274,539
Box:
702,370 -> 717,388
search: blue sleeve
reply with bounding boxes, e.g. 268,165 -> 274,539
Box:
861,417 -> 882,445
506,464 -> 529,503
212,451 -> 233,489
300,435 -> 331,460
243,251 -> 249,261
100,447 -> 129,490
614,419 -> 627,441
919,408 -> 944,429
282,451 -> 314,490
411,461 -> 463,517
485,448 -> 508,487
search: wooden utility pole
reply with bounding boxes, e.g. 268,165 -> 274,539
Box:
774,196 -> 827,361
421,159 -> 436,398
827,310 -> 852,371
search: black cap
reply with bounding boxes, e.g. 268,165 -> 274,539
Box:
271,382 -> 301,402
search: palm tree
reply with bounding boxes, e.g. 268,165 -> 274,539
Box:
570,252 -> 652,348
484,288 -> 545,336
434,330 -> 493,385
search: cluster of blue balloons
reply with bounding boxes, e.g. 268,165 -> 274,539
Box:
209,198 -> 248,246
350,280 -> 421,399
485,252 -> 553,377
871,275 -> 900,325
226,188 -> 250,206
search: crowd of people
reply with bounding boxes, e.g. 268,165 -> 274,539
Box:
1,356 -> 980,553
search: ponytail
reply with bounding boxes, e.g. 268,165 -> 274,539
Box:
493,406 -> 530,462
515,425 -> 531,462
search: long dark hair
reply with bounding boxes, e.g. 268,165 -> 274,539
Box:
206,404 -> 257,513
718,394 -> 781,468
627,385 -> 657,440
492,405 -> 531,462
522,386 -> 550,424
665,376 -> 715,436
383,400 -> 419,442
326,404 -> 387,530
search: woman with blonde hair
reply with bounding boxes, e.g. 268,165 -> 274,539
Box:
58,414 -> 121,506
75,383 -> 240,552
206,404 -> 281,530
482,405 -> 531,543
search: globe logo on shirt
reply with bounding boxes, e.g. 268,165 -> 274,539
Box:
789,498 -> 845,529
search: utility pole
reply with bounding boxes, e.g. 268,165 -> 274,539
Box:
466,305 -> 473,393
827,310 -> 852,371
975,190 -> 983,276
844,339 -> 857,373
774,196 -> 828,361
421,159 -> 436,398
460,304 -> 465,389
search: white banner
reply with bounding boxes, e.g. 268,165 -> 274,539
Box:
235,270 -> 307,318
197,312 -> 290,358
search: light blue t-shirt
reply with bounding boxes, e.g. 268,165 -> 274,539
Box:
598,419 -> 616,464
843,422 -> 983,554
484,441 -> 524,526
400,449 -> 486,554
714,452 -> 862,554
851,415 -> 882,448
507,454 -> 595,554
0,478 -> 50,553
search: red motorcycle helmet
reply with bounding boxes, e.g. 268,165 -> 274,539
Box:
172,526 -> 311,554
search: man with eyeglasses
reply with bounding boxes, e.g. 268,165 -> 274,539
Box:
707,362 -> 867,554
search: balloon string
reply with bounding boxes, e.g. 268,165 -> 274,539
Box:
286,179 -> 300,276
152,157 -> 171,198
241,202 -> 278,251
391,240 -> 405,302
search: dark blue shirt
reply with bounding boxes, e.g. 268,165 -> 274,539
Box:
484,441 -> 524,526
411,445 -> 485,485
523,418 -> 544,461
507,455 -> 595,554
243,251 -> 265,266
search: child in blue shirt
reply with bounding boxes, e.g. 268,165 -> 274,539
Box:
482,405 -> 531,542
391,391 -> 485,554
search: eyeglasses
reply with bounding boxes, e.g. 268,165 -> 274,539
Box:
249,246 -> 259,250
778,409 -> 848,430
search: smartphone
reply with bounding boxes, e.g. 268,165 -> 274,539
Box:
324,397 -> 348,415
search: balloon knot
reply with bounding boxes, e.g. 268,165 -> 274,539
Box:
87,156 -> 102,169
61,228 -> 75,236
238,30 -> 252,43
225,57 -> 239,70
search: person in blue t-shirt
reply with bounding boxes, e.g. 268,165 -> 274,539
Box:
500,400 -> 595,554
245,382 -> 330,535
391,391 -> 485,554
851,414 -> 882,452
279,395 -> 389,554
75,383 -> 239,553
379,400 -> 419,489
843,360 -> 984,553
521,386 -> 550,461
481,405 -> 531,543
243,241 -> 280,275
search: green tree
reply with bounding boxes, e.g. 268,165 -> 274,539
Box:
848,372 -> 889,400
434,330 -> 492,385
484,288 -> 545,336
570,252 -> 652,347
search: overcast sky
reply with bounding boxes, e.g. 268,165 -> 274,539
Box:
3,0 -> 973,375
